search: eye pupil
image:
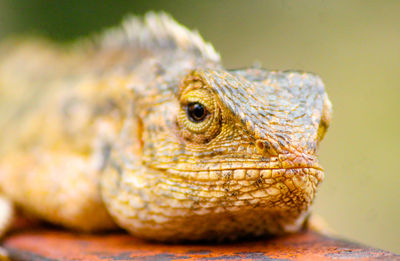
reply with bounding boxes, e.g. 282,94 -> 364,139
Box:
188,102 -> 207,122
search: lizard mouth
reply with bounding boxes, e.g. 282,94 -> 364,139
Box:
162,161 -> 324,202
144,155 -> 324,210
166,165 -> 323,183
163,156 -> 323,183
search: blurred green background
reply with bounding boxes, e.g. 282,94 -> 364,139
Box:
1,0 -> 399,253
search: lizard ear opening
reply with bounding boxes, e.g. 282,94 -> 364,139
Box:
136,117 -> 144,153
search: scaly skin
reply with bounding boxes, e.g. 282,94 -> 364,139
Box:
0,12 -> 331,242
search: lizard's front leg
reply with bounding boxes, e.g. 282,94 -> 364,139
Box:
0,196 -> 13,261
0,150 -> 117,232
0,196 -> 13,239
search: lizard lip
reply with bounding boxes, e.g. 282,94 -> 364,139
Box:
165,166 -> 324,183
154,156 -> 322,171
159,157 -> 323,172
151,155 -> 324,182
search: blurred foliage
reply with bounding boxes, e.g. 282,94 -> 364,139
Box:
1,0 -> 399,253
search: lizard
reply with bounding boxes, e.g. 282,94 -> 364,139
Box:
0,12 -> 332,243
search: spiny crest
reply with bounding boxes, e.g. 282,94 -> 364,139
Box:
97,12 -> 220,62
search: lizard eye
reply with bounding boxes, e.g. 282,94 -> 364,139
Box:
187,102 -> 208,122
177,87 -> 221,143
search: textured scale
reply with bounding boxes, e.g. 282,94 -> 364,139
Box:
0,12 -> 331,242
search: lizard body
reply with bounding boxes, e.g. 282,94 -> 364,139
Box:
0,13 -> 331,242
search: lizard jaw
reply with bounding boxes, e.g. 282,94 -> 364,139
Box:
102,163 -> 322,241
102,153 -> 324,242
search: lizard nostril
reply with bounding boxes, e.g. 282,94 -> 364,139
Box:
255,140 -> 278,156
256,140 -> 265,153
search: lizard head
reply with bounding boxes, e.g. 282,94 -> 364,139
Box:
103,67 -> 331,242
